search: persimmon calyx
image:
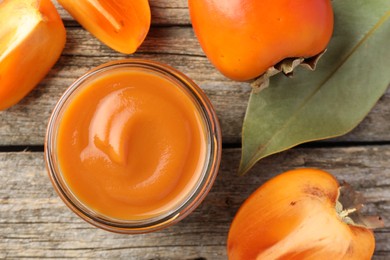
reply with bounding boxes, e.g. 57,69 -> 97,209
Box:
336,184 -> 384,229
251,50 -> 326,93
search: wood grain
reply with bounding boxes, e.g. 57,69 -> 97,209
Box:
0,26 -> 389,146
0,148 -> 389,259
1,1 -> 389,259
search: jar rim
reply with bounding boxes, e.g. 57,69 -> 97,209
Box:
44,59 -> 222,234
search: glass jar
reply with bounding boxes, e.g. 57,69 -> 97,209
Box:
45,59 -> 222,234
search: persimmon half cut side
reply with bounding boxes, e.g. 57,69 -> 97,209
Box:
0,0 -> 66,110
58,0 -> 151,54
227,168 -> 383,260
189,0 -> 334,81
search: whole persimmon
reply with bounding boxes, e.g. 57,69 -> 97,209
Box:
58,0 -> 151,54
0,0 -> 66,110
189,0 -> 334,82
227,168 -> 383,260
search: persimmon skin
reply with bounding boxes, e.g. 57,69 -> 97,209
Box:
227,169 -> 375,260
58,0 -> 151,54
188,0 -> 334,81
0,0 -> 66,110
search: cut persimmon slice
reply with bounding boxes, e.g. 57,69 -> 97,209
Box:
0,0 -> 66,110
58,0 -> 151,54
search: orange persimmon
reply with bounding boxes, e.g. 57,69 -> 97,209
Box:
58,0 -> 151,54
227,168 -> 383,260
0,0 -> 66,110
189,0 -> 334,81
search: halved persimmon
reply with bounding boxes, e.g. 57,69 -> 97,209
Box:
0,0 -> 66,110
58,0 -> 151,54
227,169 -> 383,260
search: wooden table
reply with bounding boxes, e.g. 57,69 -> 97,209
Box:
1,1 -> 389,259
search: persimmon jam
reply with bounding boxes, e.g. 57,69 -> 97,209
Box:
45,60 -> 221,232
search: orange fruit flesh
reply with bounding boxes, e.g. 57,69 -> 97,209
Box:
58,0 -> 151,54
56,68 -> 207,220
227,169 -> 375,260
0,0 -> 66,110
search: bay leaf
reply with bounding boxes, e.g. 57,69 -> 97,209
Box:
239,0 -> 390,175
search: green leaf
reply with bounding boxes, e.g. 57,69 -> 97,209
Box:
239,0 -> 390,175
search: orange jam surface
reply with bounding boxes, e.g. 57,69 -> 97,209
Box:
57,68 -> 207,220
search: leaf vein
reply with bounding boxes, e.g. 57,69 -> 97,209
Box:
243,10 -> 390,174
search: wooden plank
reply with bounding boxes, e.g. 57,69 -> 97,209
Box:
54,0 -> 191,26
0,147 -> 389,258
0,26 -> 389,146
